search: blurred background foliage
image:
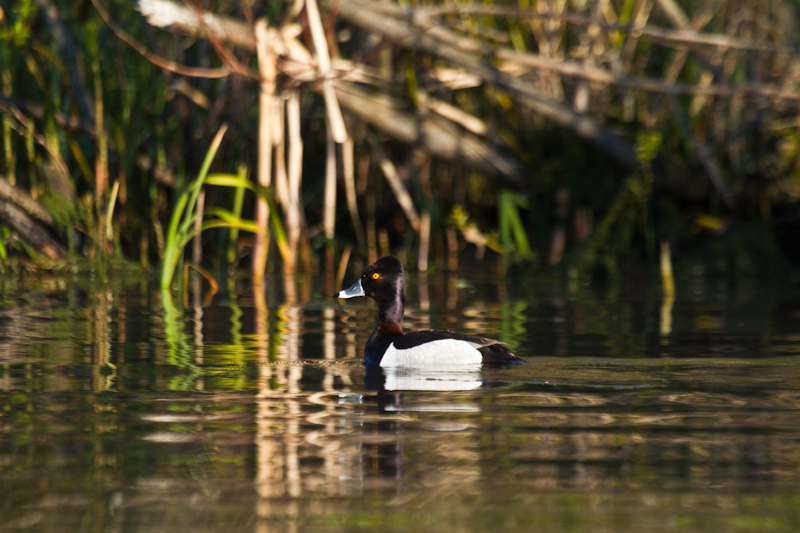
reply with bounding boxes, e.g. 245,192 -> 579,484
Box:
1,0 -> 799,292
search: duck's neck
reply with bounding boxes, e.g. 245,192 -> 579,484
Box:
376,284 -> 405,336
364,284 -> 405,366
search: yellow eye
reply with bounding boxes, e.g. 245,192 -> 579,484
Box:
372,273 -> 380,280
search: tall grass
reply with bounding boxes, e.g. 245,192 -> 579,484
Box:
160,124 -> 288,290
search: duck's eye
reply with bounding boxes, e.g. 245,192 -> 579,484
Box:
372,273 -> 380,280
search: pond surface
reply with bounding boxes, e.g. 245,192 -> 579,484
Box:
2,268 -> 800,532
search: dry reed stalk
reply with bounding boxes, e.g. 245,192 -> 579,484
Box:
427,99 -> 487,135
378,228 -> 390,257
529,0 -> 566,100
304,0 -> 347,143
286,93 -> 304,272
341,136 -> 365,250
323,120 -> 337,293
323,122 -> 337,241
418,210 -> 431,272
446,226 -> 458,271
253,278 -> 269,369
659,239 -> 675,298
94,65 -> 109,254
153,220 -> 165,260
659,239 -> 675,337
253,19 -> 276,285
366,191 -> 377,265
370,139 -> 421,232
273,114 -> 300,298
274,105 -> 289,210
621,0 -> 653,74
335,244 -> 352,293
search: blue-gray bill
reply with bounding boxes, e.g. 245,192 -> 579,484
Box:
335,278 -> 365,299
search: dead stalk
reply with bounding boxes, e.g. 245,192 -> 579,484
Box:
371,139 -> 421,232
254,19 -> 276,285
286,93 -> 304,271
304,0 -> 347,143
342,136 -> 365,250
323,122 -> 337,241
418,211 -> 431,272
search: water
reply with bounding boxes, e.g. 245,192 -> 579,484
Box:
2,270 -> 800,532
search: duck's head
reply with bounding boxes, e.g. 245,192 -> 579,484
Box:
335,256 -> 405,305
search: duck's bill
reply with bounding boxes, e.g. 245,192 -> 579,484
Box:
335,278 -> 365,299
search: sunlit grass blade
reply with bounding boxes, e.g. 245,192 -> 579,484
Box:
161,124 -> 228,290
161,123 -> 293,291
106,179 -> 120,243
206,175 -> 290,261
500,190 -> 534,262
227,166 -> 247,265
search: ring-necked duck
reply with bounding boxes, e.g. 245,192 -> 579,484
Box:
335,256 -> 525,367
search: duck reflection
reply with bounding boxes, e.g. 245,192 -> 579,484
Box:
354,364 -> 484,491
364,365 -> 483,392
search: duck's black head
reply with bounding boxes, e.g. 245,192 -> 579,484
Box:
362,256 -> 405,303
335,255 -> 406,309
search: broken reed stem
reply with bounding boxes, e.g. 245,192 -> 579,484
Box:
668,94 -> 737,212
370,138 -> 421,232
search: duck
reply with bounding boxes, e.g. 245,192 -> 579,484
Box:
335,256 -> 525,368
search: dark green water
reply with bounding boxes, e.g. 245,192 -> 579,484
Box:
2,270 -> 800,532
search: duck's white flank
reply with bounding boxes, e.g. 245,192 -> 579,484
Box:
380,338 -> 483,368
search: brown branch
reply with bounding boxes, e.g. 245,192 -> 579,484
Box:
137,0 -> 258,50
91,0 -> 232,78
0,178 -> 67,259
669,95 -> 737,212
333,82 -> 524,186
184,0 -> 257,79
0,178 -> 57,229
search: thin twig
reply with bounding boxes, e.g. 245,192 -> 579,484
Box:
669,94 -> 737,212
370,138 -> 421,232
97,0 -> 232,78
